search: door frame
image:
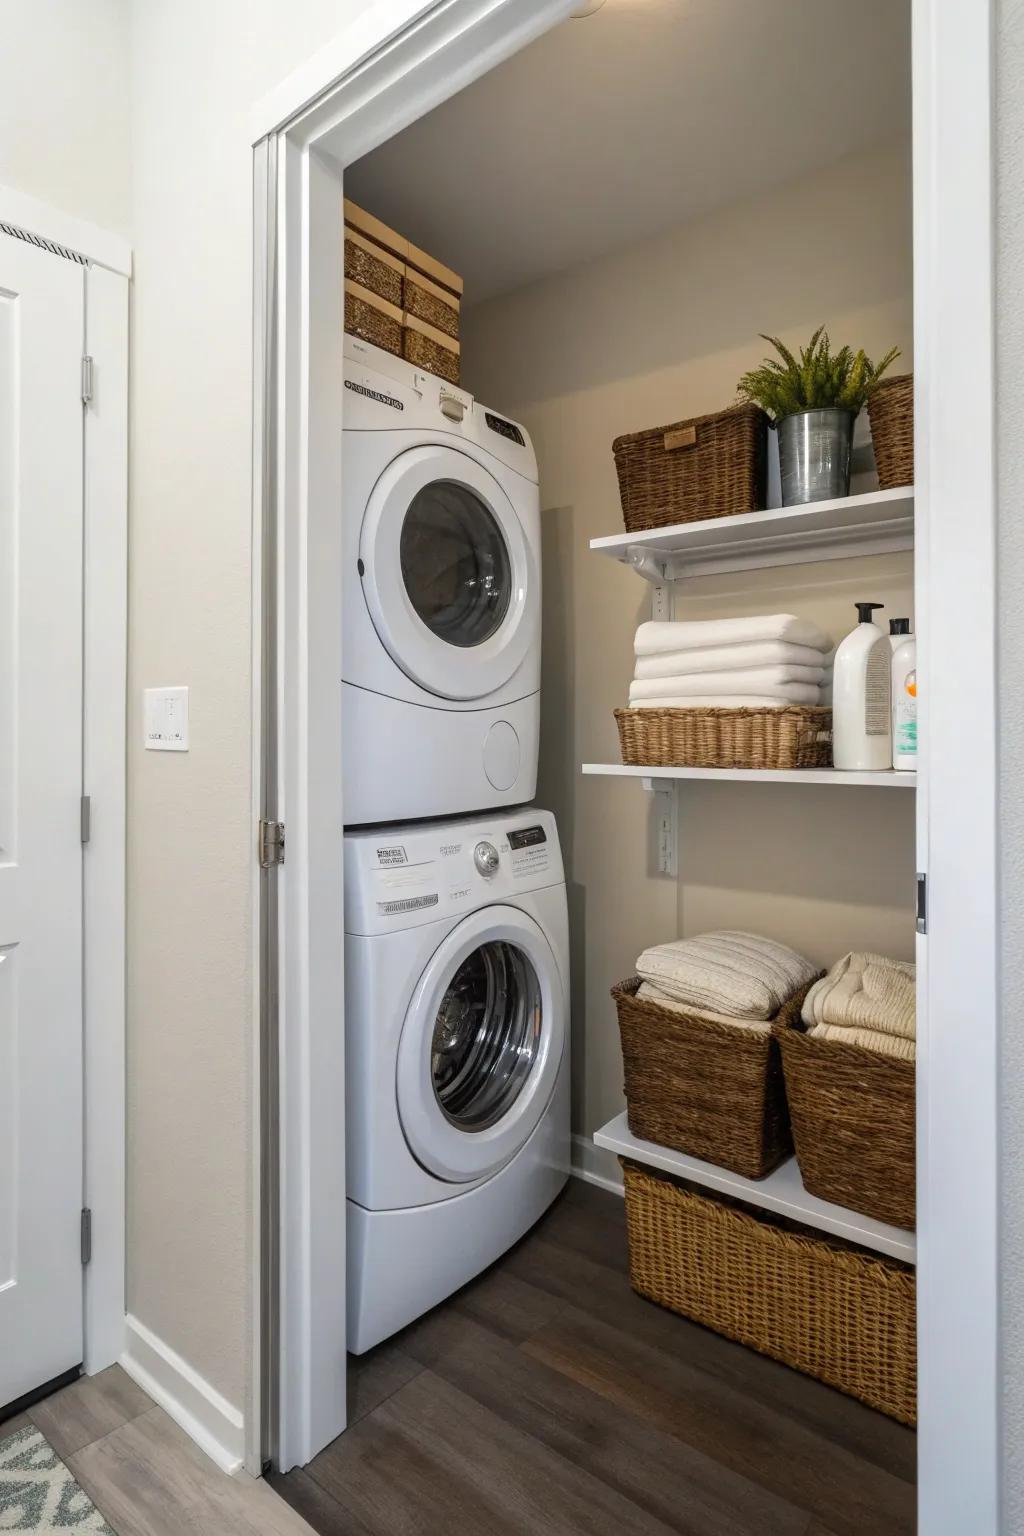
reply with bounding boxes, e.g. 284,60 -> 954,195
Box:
253,1 -> 1003,1523
0,186 -> 130,1382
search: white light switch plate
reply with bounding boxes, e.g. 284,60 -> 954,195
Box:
144,686 -> 189,751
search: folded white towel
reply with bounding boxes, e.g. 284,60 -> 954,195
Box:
809,1022 -> 916,1061
629,669 -> 824,703
634,641 -> 831,680
635,615 -> 832,658
636,981 -> 772,1034
801,952 -> 916,1039
629,694 -> 822,709
635,931 -> 818,1021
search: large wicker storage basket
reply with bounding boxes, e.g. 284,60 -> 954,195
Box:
613,403 -> 768,533
615,705 -> 832,771
622,1160 -> 917,1424
774,992 -> 916,1230
612,977 -> 808,1179
867,374 -> 914,490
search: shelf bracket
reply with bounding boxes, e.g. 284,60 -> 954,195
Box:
624,547 -> 674,619
641,778 -> 678,877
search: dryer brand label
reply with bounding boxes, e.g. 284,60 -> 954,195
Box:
376,845 -> 408,866
377,894 -> 439,916
345,379 -> 404,411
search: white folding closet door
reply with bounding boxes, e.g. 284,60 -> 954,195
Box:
0,235 -> 85,1407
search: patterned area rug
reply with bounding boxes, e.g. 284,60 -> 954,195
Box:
0,1424 -> 114,1532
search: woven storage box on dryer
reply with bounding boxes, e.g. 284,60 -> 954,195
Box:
774,991 -> 916,1230
614,705 -> 832,771
613,403 -> 769,533
344,281 -> 403,357
621,1160 -> 917,1424
867,373 -> 914,490
611,978 -> 815,1179
344,227 -> 405,309
403,313 -> 461,386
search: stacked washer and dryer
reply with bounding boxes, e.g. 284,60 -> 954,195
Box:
342,334 -> 570,1353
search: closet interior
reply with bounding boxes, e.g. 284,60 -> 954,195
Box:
291,0 -> 919,1527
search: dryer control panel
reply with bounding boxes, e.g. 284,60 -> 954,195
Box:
344,807 -> 563,936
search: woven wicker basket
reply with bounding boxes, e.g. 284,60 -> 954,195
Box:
344,287 -> 402,357
621,1160 -> 916,1424
615,705 -> 832,771
613,403 -> 768,533
867,374 -> 914,490
403,324 -> 460,385
344,233 -> 404,309
774,992 -> 916,1230
404,272 -> 460,340
612,977 -> 812,1179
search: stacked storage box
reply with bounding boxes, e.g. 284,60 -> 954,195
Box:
343,200 -> 463,385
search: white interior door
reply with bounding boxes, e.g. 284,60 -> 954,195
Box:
0,234 -> 85,1408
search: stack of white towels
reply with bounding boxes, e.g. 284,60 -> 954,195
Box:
802,953 -> 916,1061
629,614 -> 833,710
635,931 -> 819,1034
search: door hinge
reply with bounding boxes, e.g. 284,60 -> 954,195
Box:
80,1208 -> 92,1266
81,355 -> 94,405
80,795 -> 91,845
916,872 -> 927,935
258,819 -> 285,868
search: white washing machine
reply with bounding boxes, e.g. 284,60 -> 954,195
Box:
344,806 -> 570,1354
343,334 -> 541,826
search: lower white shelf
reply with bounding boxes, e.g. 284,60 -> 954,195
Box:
594,1112 -> 916,1265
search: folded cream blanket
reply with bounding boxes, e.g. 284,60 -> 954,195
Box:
635,931 -> 818,1022
629,669 -> 824,703
636,981 -> 772,1034
801,952 -> 916,1039
635,616 -> 832,658
631,694 -> 821,709
634,641 -> 831,680
808,1022 -> 916,1061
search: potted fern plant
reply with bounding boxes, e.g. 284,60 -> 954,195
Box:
737,329 -> 899,506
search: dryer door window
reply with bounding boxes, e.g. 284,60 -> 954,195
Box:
431,940 -> 541,1130
400,482 -> 511,649
360,445 -> 537,701
397,906 -> 564,1184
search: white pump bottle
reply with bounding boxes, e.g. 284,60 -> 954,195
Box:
832,602 -> 893,771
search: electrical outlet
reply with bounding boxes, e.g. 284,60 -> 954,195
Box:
144,686 -> 189,751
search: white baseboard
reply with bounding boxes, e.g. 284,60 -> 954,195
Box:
121,1314 -> 245,1476
570,1133 -> 624,1196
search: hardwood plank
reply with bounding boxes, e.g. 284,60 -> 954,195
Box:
524,1306 -> 915,1536
29,1364 -> 152,1459
347,1342 -> 421,1426
0,1412 -> 33,1441
269,1467 -> 376,1536
70,1406 -> 317,1536
506,1229 -> 917,1485
397,1305 -> 810,1535
307,1367 -> 679,1536
527,1179 -> 630,1274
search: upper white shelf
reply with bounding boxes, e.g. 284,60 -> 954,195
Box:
595,1111 -> 915,1264
592,486 -> 914,580
582,763 -> 915,788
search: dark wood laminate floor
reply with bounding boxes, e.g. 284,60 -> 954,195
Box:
271,1178 -> 917,1536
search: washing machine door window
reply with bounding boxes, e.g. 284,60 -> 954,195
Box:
397,906 -> 564,1183
360,445 -> 536,701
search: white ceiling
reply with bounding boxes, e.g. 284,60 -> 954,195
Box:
345,0 -> 911,306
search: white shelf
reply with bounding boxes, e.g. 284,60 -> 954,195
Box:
595,1112 -> 916,1264
592,486 -> 914,579
583,763 -> 915,788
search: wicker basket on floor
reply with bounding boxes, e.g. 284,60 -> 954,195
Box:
867,374 -> 914,490
621,1160 -> 917,1424
774,991 -> 916,1230
612,978 -> 816,1179
615,705 -> 832,771
613,403 -> 768,533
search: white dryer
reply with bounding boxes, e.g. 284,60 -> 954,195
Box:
344,807 -> 570,1354
342,334 -> 541,826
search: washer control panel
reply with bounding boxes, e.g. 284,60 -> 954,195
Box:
474,840 -> 500,877
344,808 -> 563,935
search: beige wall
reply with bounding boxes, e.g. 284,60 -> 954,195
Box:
0,0 -> 131,236
464,140 -> 915,1143
126,0 -> 364,1413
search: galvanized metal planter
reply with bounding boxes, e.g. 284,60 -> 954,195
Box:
777,407 -> 855,506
